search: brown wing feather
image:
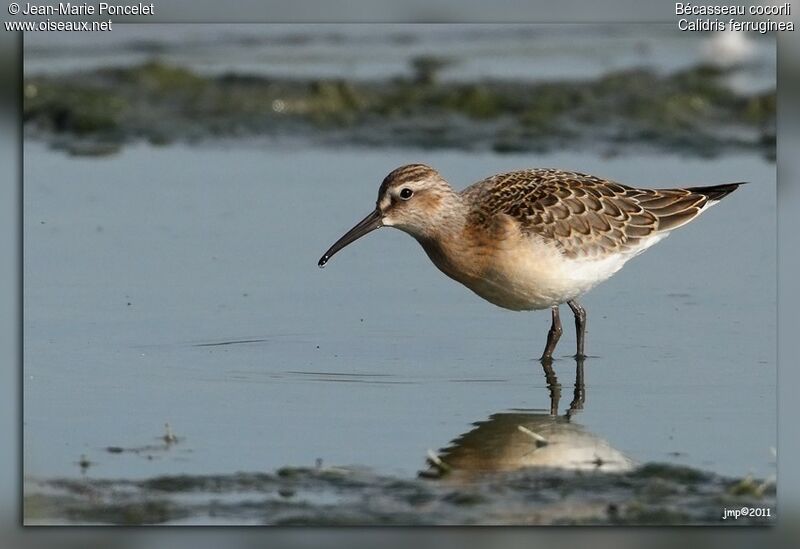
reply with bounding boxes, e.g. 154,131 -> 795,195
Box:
462,169 -> 739,259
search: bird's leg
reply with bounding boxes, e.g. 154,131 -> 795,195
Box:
540,306 -> 562,361
567,299 -> 587,359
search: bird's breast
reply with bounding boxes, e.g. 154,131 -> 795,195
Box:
416,225 -> 626,311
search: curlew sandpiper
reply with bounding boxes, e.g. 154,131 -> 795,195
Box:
318,164 -> 742,360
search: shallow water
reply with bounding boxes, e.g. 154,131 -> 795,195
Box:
24,141 -> 776,485
25,24 -> 775,92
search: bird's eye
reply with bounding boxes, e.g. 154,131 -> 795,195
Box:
400,188 -> 413,200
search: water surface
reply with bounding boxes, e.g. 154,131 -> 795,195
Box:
25,24 -> 775,92
23,142 -> 776,482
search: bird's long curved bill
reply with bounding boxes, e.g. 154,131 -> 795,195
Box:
318,209 -> 383,268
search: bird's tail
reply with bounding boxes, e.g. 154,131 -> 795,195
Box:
642,182 -> 745,232
685,182 -> 745,203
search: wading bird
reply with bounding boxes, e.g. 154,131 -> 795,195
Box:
318,164 -> 741,361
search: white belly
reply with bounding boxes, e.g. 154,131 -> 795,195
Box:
464,234 -> 668,311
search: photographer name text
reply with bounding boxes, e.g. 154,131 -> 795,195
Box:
18,2 -> 154,15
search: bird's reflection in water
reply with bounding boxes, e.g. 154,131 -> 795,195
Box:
421,358 -> 634,478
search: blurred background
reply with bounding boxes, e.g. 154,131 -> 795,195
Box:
2,0 -> 798,542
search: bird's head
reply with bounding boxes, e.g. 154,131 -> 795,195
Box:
318,164 -> 457,267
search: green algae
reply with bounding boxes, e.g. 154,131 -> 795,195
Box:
728,475 -> 770,498
111,60 -> 207,95
24,83 -> 127,135
24,60 -> 775,158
